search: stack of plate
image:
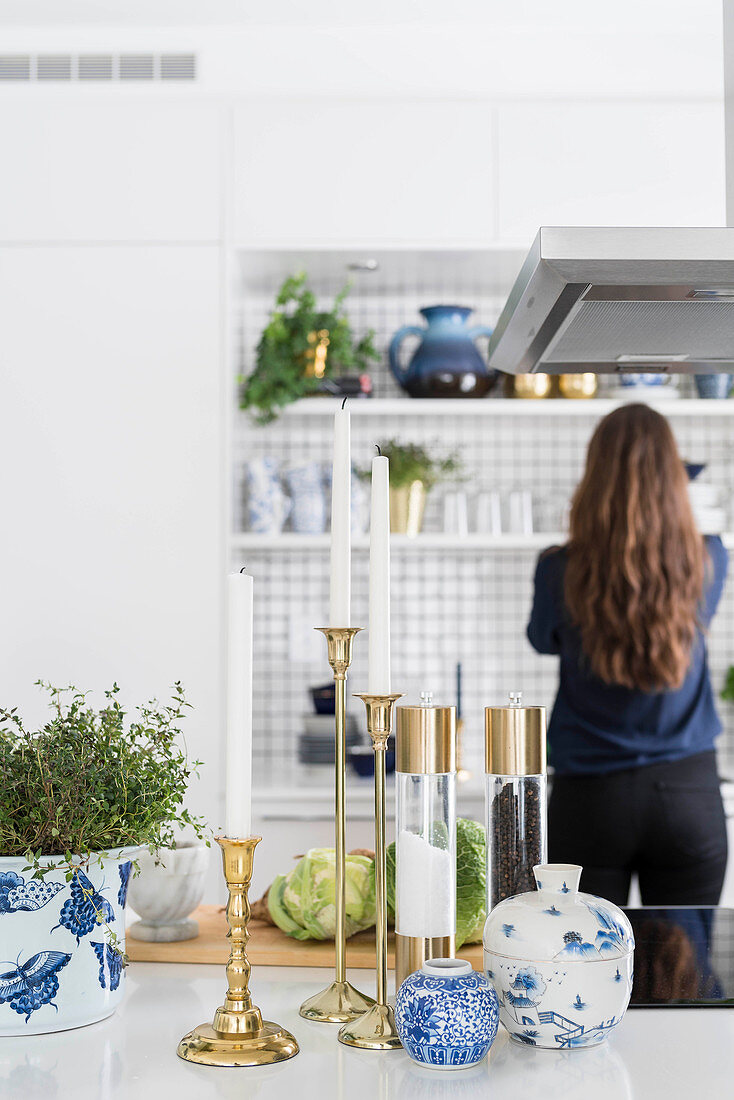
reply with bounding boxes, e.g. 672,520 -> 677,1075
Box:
298,713 -> 360,766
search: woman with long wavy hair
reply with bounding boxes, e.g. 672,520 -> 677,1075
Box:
528,403 -> 728,905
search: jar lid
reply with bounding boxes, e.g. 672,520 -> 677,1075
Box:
483,864 -> 634,962
396,700 -> 456,774
485,692 -> 546,775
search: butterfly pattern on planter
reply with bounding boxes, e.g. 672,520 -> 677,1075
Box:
52,870 -> 114,944
0,951 -> 71,1021
117,862 -> 132,908
90,942 -> 123,992
0,872 -> 64,914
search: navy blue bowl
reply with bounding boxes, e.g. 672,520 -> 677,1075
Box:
349,746 -> 396,777
310,683 -> 336,715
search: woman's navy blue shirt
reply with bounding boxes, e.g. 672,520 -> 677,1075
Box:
527,537 -> 728,776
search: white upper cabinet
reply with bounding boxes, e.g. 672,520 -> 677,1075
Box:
233,99 -> 496,245
0,99 -> 223,242
496,101 -> 726,244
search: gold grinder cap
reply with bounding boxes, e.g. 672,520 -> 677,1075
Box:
396,693 -> 456,774
485,692 -> 546,775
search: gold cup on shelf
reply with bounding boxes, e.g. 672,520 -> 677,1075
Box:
177,836 -> 299,1067
298,627 -> 375,1024
338,691 -> 404,1050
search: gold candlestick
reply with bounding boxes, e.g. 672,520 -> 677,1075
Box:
299,627 -> 375,1023
338,692 -> 404,1050
177,836 -> 299,1067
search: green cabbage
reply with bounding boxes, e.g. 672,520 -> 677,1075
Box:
267,847 -> 376,941
386,817 -> 486,948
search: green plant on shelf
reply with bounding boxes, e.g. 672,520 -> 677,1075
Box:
720,667 -> 734,703
238,271 -> 380,424
361,439 -> 463,490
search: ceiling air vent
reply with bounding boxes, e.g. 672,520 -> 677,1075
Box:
119,54 -> 155,80
0,56 -> 30,80
160,54 -> 196,80
37,55 -> 72,80
78,55 -> 113,80
0,53 -> 196,82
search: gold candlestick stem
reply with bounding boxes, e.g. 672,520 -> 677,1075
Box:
338,692 -> 404,1050
177,836 -> 299,1067
299,627 -> 375,1023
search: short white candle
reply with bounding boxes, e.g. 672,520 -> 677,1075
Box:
225,571 -> 253,839
329,404 -> 351,626
368,454 -> 391,694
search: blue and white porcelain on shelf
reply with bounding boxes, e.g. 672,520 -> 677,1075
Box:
286,462 -> 327,534
694,374 -> 733,399
483,864 -> 634,1050
246,456 -> 290,534
0,847 -> 137,1035
395,958 -> 500,1070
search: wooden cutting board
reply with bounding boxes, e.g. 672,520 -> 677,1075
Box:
126,905 -> 483,970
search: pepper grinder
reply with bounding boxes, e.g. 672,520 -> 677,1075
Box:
485,691 -> 547,911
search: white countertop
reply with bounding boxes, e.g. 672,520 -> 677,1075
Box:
4,963 -> 732,1100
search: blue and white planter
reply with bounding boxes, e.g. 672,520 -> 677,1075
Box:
395,958 -> 499,1070
0,847 -> 137,1035
483,864 -> 634,1050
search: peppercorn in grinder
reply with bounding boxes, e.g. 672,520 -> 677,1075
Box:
485,692 -> 547,910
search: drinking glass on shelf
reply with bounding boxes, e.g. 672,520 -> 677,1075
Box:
508,489 -> 534,535
443,490 -> 469,536
475,490 -> 503,535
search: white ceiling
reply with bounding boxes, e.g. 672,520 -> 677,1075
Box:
0,0 -> 720,29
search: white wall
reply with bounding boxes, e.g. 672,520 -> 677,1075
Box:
0,245 -> 224,844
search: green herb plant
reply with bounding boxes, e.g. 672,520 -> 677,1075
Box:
365,439 -> 463,490
239,271 -> 380,424
721,667 -> 734,703
0,681 -> 207,961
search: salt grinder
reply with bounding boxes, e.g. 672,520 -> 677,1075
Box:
485,691 -> 547,910
394,692 -> 457,993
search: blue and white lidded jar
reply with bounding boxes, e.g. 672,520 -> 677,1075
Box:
483,863 -> 635,1050
395,958 -> 500,1070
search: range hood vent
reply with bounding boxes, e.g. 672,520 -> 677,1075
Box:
487,228 -> 734,375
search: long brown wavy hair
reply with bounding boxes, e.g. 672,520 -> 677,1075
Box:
565,403 -> 705,691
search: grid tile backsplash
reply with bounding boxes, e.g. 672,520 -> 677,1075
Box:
233,269 -> 734,786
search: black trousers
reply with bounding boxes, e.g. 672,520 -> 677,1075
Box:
549,750 -> 729,907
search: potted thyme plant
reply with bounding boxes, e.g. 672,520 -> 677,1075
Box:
0,681 -> 205,1035
239,271 -> 380,424
366,440 -> 463,536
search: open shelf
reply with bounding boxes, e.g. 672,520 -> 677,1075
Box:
232,531 -> 734,551
271,397 -> 734,418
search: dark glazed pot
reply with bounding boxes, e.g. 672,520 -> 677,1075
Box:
389,306 -> 496,398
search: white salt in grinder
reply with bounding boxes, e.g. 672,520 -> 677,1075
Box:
394,692 -> 458,994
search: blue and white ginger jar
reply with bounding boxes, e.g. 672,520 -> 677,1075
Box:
483,863 -> 634,1050
0,847 -> 137,1035
395,958 -> 499,1070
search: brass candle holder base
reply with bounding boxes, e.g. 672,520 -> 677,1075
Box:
177,1020 -> 298,1068
337,1001 -> 401,1050
299,627 -> 374,1024
299,980 -> 376,1024
177,836 -> 299,1068
339,692 -> 404,1051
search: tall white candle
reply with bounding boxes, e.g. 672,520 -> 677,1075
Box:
329,404 -> 351,626
225,570 -> 253,838
368,454 -> 391,693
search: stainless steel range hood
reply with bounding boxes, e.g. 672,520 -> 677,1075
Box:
487,227 -> 734,375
